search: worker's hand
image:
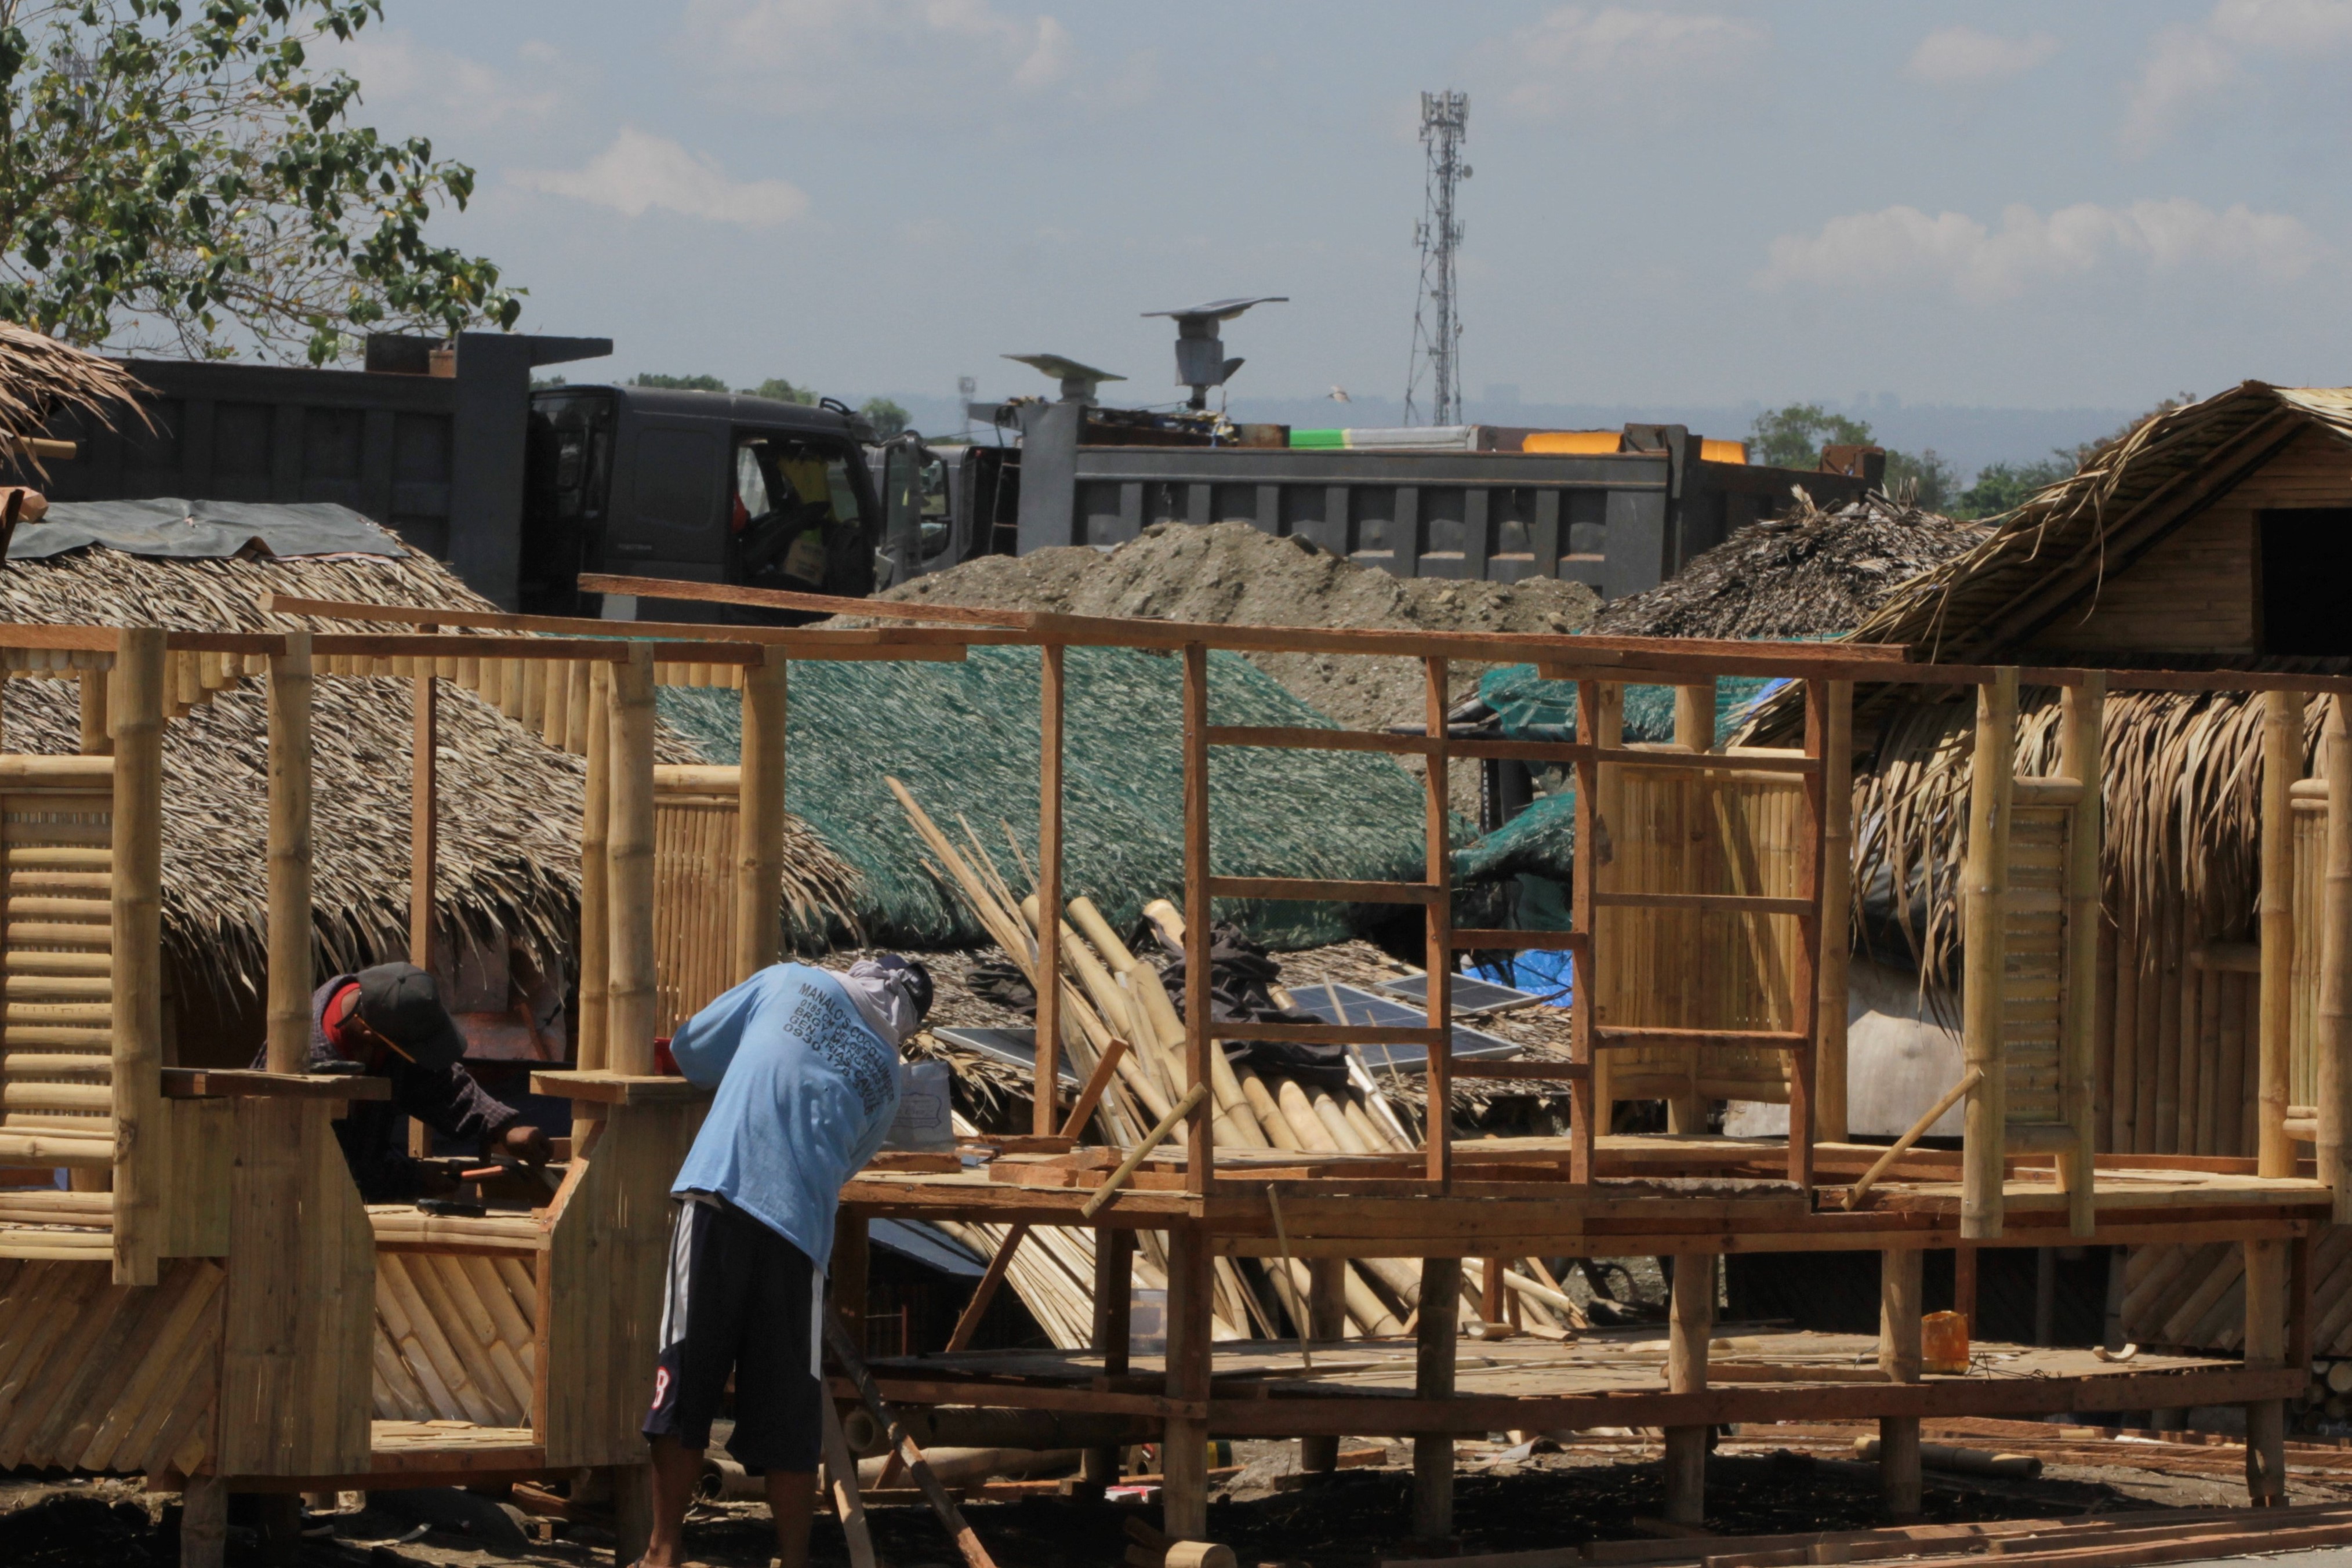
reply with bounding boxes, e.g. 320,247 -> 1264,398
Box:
415,1163 -> 460,1199
499,1124 -> 553,1167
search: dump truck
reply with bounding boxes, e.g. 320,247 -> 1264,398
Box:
41,331 -> 891,618
880,401 -> 1882,601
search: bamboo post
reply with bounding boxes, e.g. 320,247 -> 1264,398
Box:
1819,678 -> 1854,1142
734,647 -> 787,983
1788,680 -> 1827,1190
409,663 -> 437,970
110,627 -> 165,1287
2320,697 -> 2352,1223
1669,683 -> 1716,1135
1879,1247 -> 1925,1518
576,660 -> 612,1133
78,667 -> 110,755
2060,673 -> 2105,1236
266,630 -> 314,1076
2245,1236 -> 2288,1505
1664,1253 -> 1713,1526
1961,669 -> 2017,1240
1299,1259 -> 1346,1473
1181,644 -> 1213,1190
1037,644 -> 1065,1134
1412,1254 -> 1461,1541
1569,680 -> 1601,1185
608,645 -> 659,1076
1083,1230 -> 1133,1485
1424,656 -> 1453,1184
1162,1224 -> 1213,1542
2260,690 -> 2304,1178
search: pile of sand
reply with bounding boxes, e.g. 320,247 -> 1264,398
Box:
873,522 -> 1599,742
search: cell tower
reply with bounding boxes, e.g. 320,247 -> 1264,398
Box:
1404,89 -> 1469,427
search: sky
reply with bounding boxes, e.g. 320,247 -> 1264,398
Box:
325,1 -> 2352,469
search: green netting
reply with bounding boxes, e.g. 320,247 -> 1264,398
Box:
1451,668 -> 1790,885
660,645 -> 1432,951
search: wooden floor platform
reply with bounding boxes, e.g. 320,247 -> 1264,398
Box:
846,1326 -> 2303,1439
839,1135 -> 2333,1256
222,1421 -> 546,1492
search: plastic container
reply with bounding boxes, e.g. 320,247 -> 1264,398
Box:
1921,1309 -> 1970,1374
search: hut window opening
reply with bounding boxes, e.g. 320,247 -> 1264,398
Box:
2259,507 -> 2352,655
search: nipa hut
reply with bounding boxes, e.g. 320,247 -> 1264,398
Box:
0,500 -> 861,1068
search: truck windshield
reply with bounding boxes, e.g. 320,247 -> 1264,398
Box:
730,435 -> 866,596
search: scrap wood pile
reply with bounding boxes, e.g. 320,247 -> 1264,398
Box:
891,778 -> 1587,1349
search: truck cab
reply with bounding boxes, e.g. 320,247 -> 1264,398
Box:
522,383 -> 884,620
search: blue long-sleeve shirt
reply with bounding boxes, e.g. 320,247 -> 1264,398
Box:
667,964 -> 902,1272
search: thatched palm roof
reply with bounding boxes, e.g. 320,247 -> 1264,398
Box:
1592,492 -> 1990,641
0,533 -> 861,997
1849,382 -> 2352,662
0,323 -> 146,475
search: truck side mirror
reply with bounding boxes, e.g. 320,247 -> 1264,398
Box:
877,437 -> 927,588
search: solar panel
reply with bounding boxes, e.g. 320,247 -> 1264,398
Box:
1283,982 -> 1523,1076
1373,972 -> 1547,1014
931,1026 -> 1080,1091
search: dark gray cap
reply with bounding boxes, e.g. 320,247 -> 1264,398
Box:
352,961 -> 467,1069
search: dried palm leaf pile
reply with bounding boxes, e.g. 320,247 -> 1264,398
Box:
0,531 -> 861,1004
0,321 -> 147,469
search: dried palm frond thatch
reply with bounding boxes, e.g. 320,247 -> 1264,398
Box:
1592,491 -> 1991,641
0,538 -> 861,1000
0,322 -> 147,474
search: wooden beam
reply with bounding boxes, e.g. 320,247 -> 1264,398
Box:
733,647 -> 787,983
1664,1254 -> 1712,1525
267,631 -> 313,1075
575,660 -> 611,1140
1413,1254 -> 1461,1541
408,661 -> 435,971
1084,1229 -> 1134,1486
2061,673 -> 2105,1237
109,626 -> 164,1287
1037,644 -> 1064,1137
1182,644 -> 1214,1193
2260,690 -> 2304,1179
1819,679 -> 1854,1144
607,645 -> 658,1076
1425,656 -> 1454,1188
2322,697 -> 2352,1224
77,667 -> 109,756
1162,1225 -> 1213,1541
1961,669 -> 2016,1240
2245,1236 -> 2287,1504
1880,1247 -> 1925,1516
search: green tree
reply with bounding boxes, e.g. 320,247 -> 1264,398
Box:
1952,458 -> 2072,518
858,395 -> 909,438
0,0 -> 520,365
1883,447 -> 1956,511
629,372 -> 729,392
745,376 -> 816,405
1750,402 -> 1876,469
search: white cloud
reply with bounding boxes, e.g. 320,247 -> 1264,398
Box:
327,30 -> 582,133
1759,199 -> 2325,304
1905,27 -> 2059,86
680,0 -> 1083,117
1478,6 -> 1767,119
512,129 -> 810,228
2121,0 -> 2352,153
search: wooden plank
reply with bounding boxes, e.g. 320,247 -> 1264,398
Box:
2058,676 -> 2103,1236
409,663 -> 435,969
1425,655 -> 1454,1187
1207,725 -> 1436,757
1595,1027 -> 1808,1051
1818,679 -> 1854,1144
161,1069 -> 389,1101
1206,876 -> 1440,905
576,660 -> 611,1112
2261,689 -> 2303,1177
266,631 -> 313,1074
1037,644 -> 1064,1136
733,647 -> 787,983
1962,670 -> 2016,1240
109,627 -> 163,1287
1183,644 -> 1214,1191
531,1070 -> 709,1106
607,645 -> 658,1076
1592,891 -> 1815,917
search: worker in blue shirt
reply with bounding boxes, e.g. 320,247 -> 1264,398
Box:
636,955 -> 934,1568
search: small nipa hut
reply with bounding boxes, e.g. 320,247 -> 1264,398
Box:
1741,383 -> 2352,1355
0,496 -> 861,1068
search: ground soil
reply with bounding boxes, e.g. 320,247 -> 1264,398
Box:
13,1431 -> 2328,1568
860,522 -> 1600,815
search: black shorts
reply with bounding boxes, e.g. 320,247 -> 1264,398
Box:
643,1198 -> 825,1473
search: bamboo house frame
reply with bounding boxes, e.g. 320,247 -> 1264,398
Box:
0,563 -> 2341,1563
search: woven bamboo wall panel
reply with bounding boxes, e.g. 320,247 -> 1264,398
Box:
0,789 -> 114,1143
1599,765 -> 1801,1105
2002,803 -> 2068,1126
2124,1228 -> 2352,1358
654,778 -> 740,1036
0,1257 -> 223,1474
373,1249 -> 539,1427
